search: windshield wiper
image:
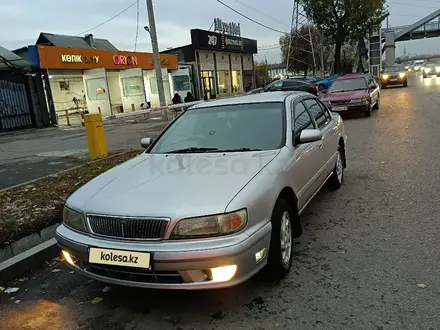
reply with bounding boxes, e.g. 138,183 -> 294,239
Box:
167,147 -> 218,153
214,148 -> 263,152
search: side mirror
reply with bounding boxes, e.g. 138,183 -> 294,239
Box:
298,129 -> 322,144
321,89 -> 327,94
140,137 -> 154,149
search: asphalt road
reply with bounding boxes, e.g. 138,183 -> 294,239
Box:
2,73 -> 440,330
0,121 -> 170,190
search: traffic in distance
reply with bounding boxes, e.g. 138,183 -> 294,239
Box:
56,91 -> 347,289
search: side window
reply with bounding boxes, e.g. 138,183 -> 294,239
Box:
304,98 -> 330,129
292,101 -> 314,139
283,80 -> 299,87
271,80 -> 283,88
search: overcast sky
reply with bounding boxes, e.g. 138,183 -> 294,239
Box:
1,0 -> 439,63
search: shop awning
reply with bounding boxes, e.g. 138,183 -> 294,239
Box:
0,45 -> 33,71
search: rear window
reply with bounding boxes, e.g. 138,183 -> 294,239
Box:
329,78 -> 367,92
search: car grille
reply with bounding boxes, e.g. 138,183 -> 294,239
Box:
329,101 -> 350,105
87,215 -> 169,240
81,261 -> 184,284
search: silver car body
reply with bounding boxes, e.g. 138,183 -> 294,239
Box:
56,91 -> 347,290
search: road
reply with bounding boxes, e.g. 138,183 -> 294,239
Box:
2,73 -> 440,330
0,120 -> 170,190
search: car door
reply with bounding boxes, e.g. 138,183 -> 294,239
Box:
303,98 -> 335,185
281,80 -> 302,92
290,99 -> 322,211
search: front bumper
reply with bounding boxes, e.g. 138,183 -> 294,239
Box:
55,223 -> 271,290
327,103 -> 369,113
381,77 -> 407,85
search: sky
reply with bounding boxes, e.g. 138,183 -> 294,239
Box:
1,0 -> 439,63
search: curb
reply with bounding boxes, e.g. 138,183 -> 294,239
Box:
0,238 -> 59,285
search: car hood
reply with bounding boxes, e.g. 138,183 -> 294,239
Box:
67,151 -> 279,218
321,89 -> 369,101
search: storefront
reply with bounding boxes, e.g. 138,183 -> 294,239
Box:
161,25 -> 257,100
37,45 -> 178,116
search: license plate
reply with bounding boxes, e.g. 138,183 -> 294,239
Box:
332,106 -> 347,111
89,248 -> 151,269
390,78 -> 397,82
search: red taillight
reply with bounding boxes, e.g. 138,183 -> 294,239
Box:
310,85 -> 316,89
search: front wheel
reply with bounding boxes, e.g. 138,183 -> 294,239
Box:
364,105 -> 372,117
327,147 -> 344,190
265,199 -> 298,280
403,80 -> 408,87
373,96 -> 380,110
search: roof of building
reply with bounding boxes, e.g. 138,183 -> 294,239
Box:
36,32 -> 118,50
0,45 -> 33,70
190,91 -> 307,109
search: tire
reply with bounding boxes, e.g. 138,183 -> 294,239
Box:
364,104 -> 372,117
265,199 -> 298,280
327,147 -> 344,190
380,83 -> 386,89
403,80 -> 408,87
423,74 -> 427,79
373,96 -> 380,110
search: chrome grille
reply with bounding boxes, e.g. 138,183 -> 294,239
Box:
87,215 -> 168,240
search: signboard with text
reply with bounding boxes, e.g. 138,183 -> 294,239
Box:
213,18 -> 241,36
190,29 -> 257,54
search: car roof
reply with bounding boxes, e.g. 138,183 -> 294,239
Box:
337,73 -> 365,80
190,91 -> 307,109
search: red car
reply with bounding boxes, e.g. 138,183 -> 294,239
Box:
320,73 -> 380,117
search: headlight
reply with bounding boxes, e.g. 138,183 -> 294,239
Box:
436,67 -> 440,72
63,207 -> 86,232
425,68 -> 431,73
399,72 -> 406,78
361,97 -> 369,103
382,74 -> 389,80
170,209 -> 247,239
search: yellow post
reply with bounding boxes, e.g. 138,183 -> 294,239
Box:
84,113 -> 108,161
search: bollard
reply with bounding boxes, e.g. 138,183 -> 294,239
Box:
65,110 -> 71,126
131,104 -> 136,112
84,113 -> 108,161
98,107 -> 101,114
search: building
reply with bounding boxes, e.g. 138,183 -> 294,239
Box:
16,33 -> 180,120
268,63 -> 288,79
162,27 -> 258,100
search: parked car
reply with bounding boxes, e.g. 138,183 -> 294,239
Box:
317,74 -> 341,91
320,73 -> 380,117
56,91 -> 347,290
381,65 -> 408,88
263,78 -> 319,95
290,75 -> 323,84
422,63 -> 440,78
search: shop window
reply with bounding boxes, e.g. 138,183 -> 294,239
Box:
217,71 -> 231,94
85,78 -> 107,101
232,71 -> 242,92
173,75 -> 192,91
122,77 -> 144,97
59,81 -> 69,91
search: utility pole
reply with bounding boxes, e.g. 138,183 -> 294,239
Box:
146,0 -> 166,107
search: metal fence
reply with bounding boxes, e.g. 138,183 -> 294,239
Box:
0,79 -> 32,132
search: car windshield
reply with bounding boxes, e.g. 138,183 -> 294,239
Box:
327,74 -> 339,80
384,66 -> 403,72
150,102 -> 285,153
328,78 -> 367,92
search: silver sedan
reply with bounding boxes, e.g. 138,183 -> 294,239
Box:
56,91 -> 347,290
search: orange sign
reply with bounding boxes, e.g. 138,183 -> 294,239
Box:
38,45 -> 178,70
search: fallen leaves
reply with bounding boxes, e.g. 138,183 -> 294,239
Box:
4,287 -> 19,294
0,150 -> 141,245
51,268 -> 61,273
91,297 -> 104,304
417,284 -> 426,288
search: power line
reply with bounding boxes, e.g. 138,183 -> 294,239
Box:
134,0 -> 140,51
233,0 -> 290,27
216,0 -> 287,34
388,1 -> 438,8
76,0 -> 138,36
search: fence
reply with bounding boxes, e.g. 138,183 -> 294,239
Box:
0,80 -> 32,132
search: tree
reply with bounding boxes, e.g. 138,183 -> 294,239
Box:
254,60 -> 270,87
280,25 -> 332,75
300,0 -> 386,73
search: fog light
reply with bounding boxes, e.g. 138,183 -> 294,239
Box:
62,250 -> 76,266
255,248 -> 266,263
210,265 -> 237,282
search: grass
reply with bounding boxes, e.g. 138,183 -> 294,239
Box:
0,150 -> 142,246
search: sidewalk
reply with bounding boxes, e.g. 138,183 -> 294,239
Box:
0,121 -> 170,190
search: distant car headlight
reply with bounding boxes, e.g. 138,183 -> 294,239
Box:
63,207 -> 86,232
425,68 -> 431,73
170,209 -> 247,239
399,72 -> 406,78
382,74 -> 389,80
